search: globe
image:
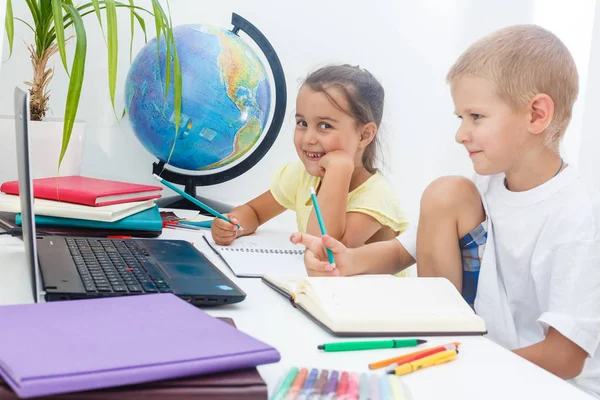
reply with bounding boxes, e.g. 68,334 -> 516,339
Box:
125,24 -> 272,171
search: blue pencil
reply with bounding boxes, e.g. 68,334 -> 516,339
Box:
309,186 -> 335,264
153,174 -> 242,230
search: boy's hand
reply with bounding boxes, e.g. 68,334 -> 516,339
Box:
318,150 -> 354,177
210,215 -> 241,246
290,233 -> 356,276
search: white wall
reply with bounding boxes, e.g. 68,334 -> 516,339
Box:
579,0 -> 600,186
0,0 -> 596,224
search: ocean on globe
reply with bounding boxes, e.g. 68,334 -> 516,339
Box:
125,24 -> 272,171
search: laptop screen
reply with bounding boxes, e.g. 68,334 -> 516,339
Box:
14,87 -> 43,303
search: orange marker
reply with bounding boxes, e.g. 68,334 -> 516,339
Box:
286,368 -> 308,400
368,342 -> 460,370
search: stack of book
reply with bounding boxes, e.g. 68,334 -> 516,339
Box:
0,176 -> 164,237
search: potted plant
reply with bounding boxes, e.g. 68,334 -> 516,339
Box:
1,0 -> 182,181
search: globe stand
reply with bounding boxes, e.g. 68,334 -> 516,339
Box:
153,13 -> 287,215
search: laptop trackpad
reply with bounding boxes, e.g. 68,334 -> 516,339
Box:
142,240 -> 222,276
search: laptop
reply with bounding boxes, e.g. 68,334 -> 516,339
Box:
13,87 -> 246,306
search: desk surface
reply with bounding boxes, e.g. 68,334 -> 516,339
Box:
0,222 -> 594,400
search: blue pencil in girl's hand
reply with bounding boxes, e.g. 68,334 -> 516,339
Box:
309,186 -> 335,265
152,174 -> 243,231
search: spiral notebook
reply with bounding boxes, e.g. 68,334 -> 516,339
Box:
202,230 -> 308,278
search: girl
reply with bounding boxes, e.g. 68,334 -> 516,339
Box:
211,64 -> 408,260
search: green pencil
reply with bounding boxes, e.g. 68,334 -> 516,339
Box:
153,174 -> 242,230
317,339 -> 427,352
309,186 -> 335,264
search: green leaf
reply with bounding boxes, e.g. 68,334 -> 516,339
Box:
172,41 -> 182,134
91,0 -> 105,37
4,0 -> 14,58
51,0 -> 69,75
151,0 -> 164,56
58,4 -> 87,168
105,0 -> 118,108
128,0 -> 134,62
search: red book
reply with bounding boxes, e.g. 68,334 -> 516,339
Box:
1,176 -> 163,207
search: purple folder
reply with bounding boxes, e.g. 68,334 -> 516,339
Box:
0,294 -> 280,398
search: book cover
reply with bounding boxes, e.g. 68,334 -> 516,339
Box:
15,206 -> 163,232
1,176 -> 162,207
0,194 -> 155,222
0,294 -> 280,398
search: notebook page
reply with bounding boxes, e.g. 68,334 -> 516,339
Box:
306,276 -> 480,331
206,230 -> 308,278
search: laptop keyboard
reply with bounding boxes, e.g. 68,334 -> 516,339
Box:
66,238 -> 172,295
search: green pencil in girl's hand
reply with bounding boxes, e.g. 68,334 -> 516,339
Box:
152,174 -> 243,231
309,186 -> 335,265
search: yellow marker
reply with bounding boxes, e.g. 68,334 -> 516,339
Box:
388,375 -> 409,399
390,349 -> 458,376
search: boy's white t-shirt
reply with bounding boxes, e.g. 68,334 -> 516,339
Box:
398,166 -> 600,397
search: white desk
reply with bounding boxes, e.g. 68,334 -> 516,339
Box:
0,226 -> 595,400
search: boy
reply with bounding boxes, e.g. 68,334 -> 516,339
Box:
291,25 -> 600,397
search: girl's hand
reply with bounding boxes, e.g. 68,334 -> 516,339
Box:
210,215 -> 241,245
290,232 -> 356,276
318,150 -> 354,176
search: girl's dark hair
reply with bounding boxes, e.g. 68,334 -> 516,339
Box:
303,64 -> 385,173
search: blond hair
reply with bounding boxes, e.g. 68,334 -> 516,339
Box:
447,25 -> 578,150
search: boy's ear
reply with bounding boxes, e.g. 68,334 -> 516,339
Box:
359,122 -> 377,148
528,94 -> 555,135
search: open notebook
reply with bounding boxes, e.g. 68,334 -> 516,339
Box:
203,230 -> 308,278
262,275 -> 487,337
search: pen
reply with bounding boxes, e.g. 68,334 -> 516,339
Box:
322,371 -> 339,400
272,367 -> 299,400
389,375 -> 410,400
379,374 -> 391,400
297,368 -> 319,400
388,349 -> 458,376
346,372 -> 360,400
153,174 -> 242,230
335,372 -> 349,399
286,368 -> 309,400
358,373 -> 370,400
384,343 -> 459,373
368,341 -> 460,370
318,339 -> 427,352
308,369 -> 329,400
309,186 -> 335,265
369,374 -> 380,400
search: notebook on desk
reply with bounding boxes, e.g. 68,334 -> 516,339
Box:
203,229 -> 308,278
0,317 -> 269,400
0,294 -> 280,399
262,275 -> 487,337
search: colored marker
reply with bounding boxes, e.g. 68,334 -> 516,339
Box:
384,343 -> 458,373
309,186 -> 335,264
309,369 -> 329,400
368,342 -> 461,370
358,373 -> 370,400
153,174 -> 243,230
272,367 -> 299,400
322,371 -> 340,400
379,374 -> 391,400
369,374 -> 380,400
297,368 -> 319,400
346,372 -> 360,400
286,368 -> 309,400
388,350 -> 458,376
319,339 -> 427,352
389,375 -> 408,400
335,372 -> 349,399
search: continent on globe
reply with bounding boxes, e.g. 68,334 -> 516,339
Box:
125,24 -> 272,171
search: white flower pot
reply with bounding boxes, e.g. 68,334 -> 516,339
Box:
0,117 -> 85,184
